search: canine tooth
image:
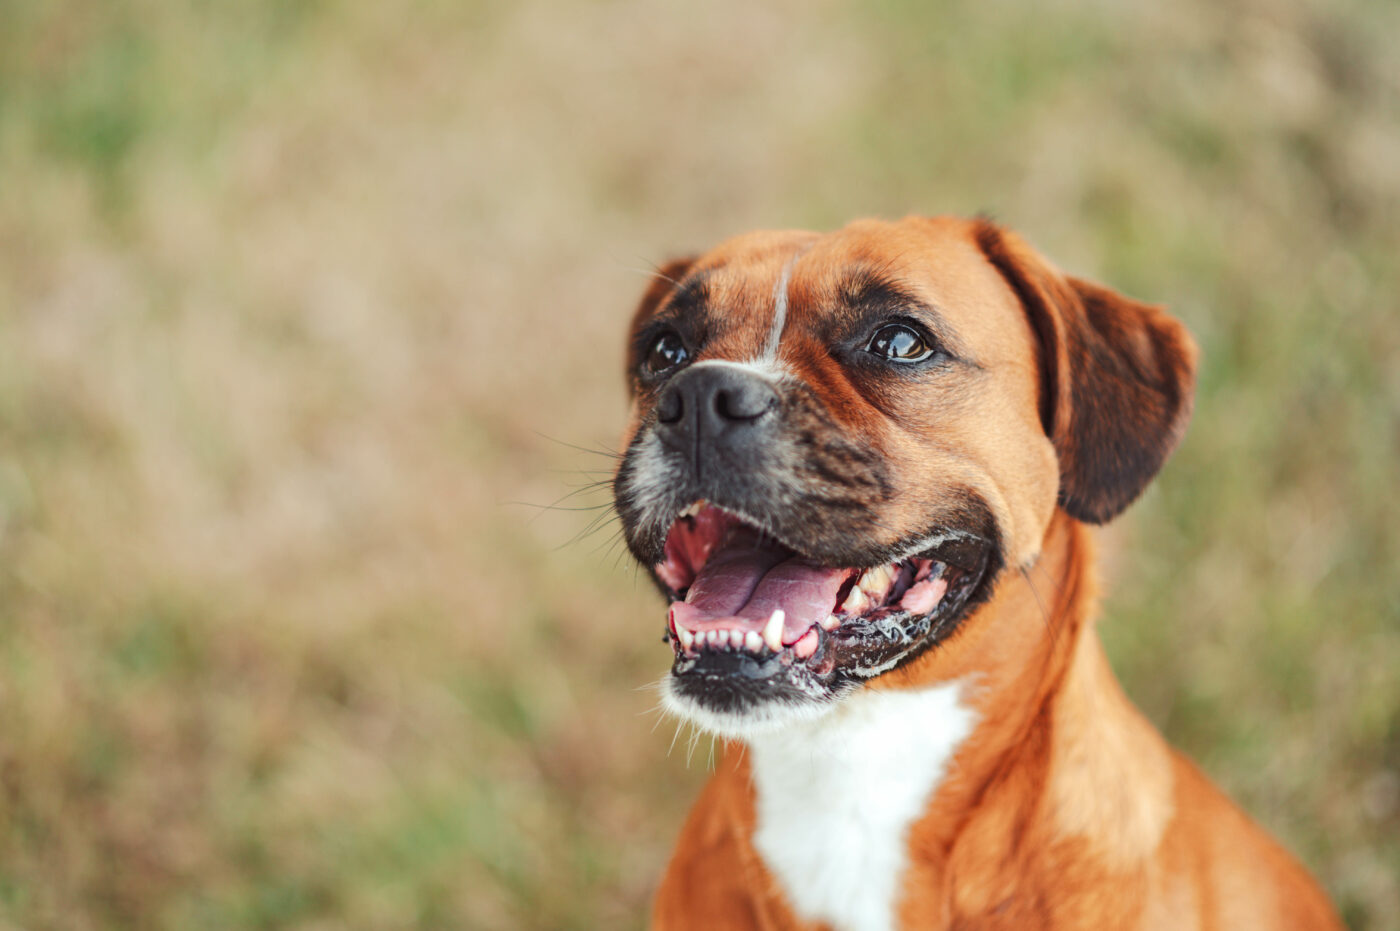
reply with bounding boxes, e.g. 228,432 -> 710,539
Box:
762,609 -> 785,652
840,586 -> 870,615
820,614 -> 841,631
678,500 -> 707,519
729,629 -> 745,649
857,565 -> 895,598
744,630 -> 763,652
678,627 -> 694,650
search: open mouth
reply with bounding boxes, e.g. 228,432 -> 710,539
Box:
651,501 -> 996,715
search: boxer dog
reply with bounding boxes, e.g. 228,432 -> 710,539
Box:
612,216 -> 1341,930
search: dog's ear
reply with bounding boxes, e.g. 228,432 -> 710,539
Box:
975,221 -> 1198,524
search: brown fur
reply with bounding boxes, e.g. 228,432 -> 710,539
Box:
622,217 -> 1341,930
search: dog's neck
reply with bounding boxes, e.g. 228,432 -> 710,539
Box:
746,679 -> 977,931
738,512 -> 1121,929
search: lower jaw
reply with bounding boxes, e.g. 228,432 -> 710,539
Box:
666,563 -> 990,718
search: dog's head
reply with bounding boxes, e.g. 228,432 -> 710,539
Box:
613,217 -> 1196,736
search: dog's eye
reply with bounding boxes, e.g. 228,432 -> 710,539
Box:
867,324 -> 935,363
644,330 -> 691,375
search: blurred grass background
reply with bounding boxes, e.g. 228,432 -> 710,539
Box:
0,0 -> 1396,927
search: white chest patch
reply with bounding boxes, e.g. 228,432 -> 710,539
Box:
747,682 -> 976,931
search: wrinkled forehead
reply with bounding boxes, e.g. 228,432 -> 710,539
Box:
664,219 -> 1023,362
668,230 -> 816,361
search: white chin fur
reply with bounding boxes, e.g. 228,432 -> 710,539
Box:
660,673 -> 841,741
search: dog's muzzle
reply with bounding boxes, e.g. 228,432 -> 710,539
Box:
613,367 -> 1002,727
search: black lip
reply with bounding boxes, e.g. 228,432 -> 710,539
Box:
663,528 -> 1002,716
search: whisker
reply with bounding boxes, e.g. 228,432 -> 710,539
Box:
514,498 -> 613,515
604,529 -> 637,571
668,720 -> 685,758
533,431 -> 623,461
582,520 -> 626,558
1020,564 -> 1057,647
624,257 -> 687,289
549,509 -> 617,554
511,477 -> 613,521
543,465 -> 616,476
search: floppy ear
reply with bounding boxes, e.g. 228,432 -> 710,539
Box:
975,221 -> 1198,524
625,256 -> 696,380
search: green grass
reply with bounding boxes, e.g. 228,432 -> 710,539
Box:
0,0 -> 1396,927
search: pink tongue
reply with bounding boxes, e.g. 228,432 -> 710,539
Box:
670,538 -> 850,644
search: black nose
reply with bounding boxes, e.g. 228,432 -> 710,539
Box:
655,364 -> 779,466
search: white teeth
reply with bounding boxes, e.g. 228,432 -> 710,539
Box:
678,500 -> 707,519
857,565 -> 895,599
840,586 -> 870,615
820,614 -> 841,631
681,620 -> 786,653
762,609 -> 786,652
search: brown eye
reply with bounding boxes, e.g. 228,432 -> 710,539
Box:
867,324 -> 935,363
644,330 -> 690,375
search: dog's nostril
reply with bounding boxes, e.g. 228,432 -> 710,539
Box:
657,386 -> 684,424
714,386 -> 772,422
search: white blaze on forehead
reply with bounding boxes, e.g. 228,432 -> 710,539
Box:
758,253 -> 800,364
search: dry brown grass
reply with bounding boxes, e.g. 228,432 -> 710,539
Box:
0,0 -> 1396,927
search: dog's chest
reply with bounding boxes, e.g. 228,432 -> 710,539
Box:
747,683 -> 975,931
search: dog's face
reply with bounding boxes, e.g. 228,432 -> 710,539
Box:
613,217 -> 1196,735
